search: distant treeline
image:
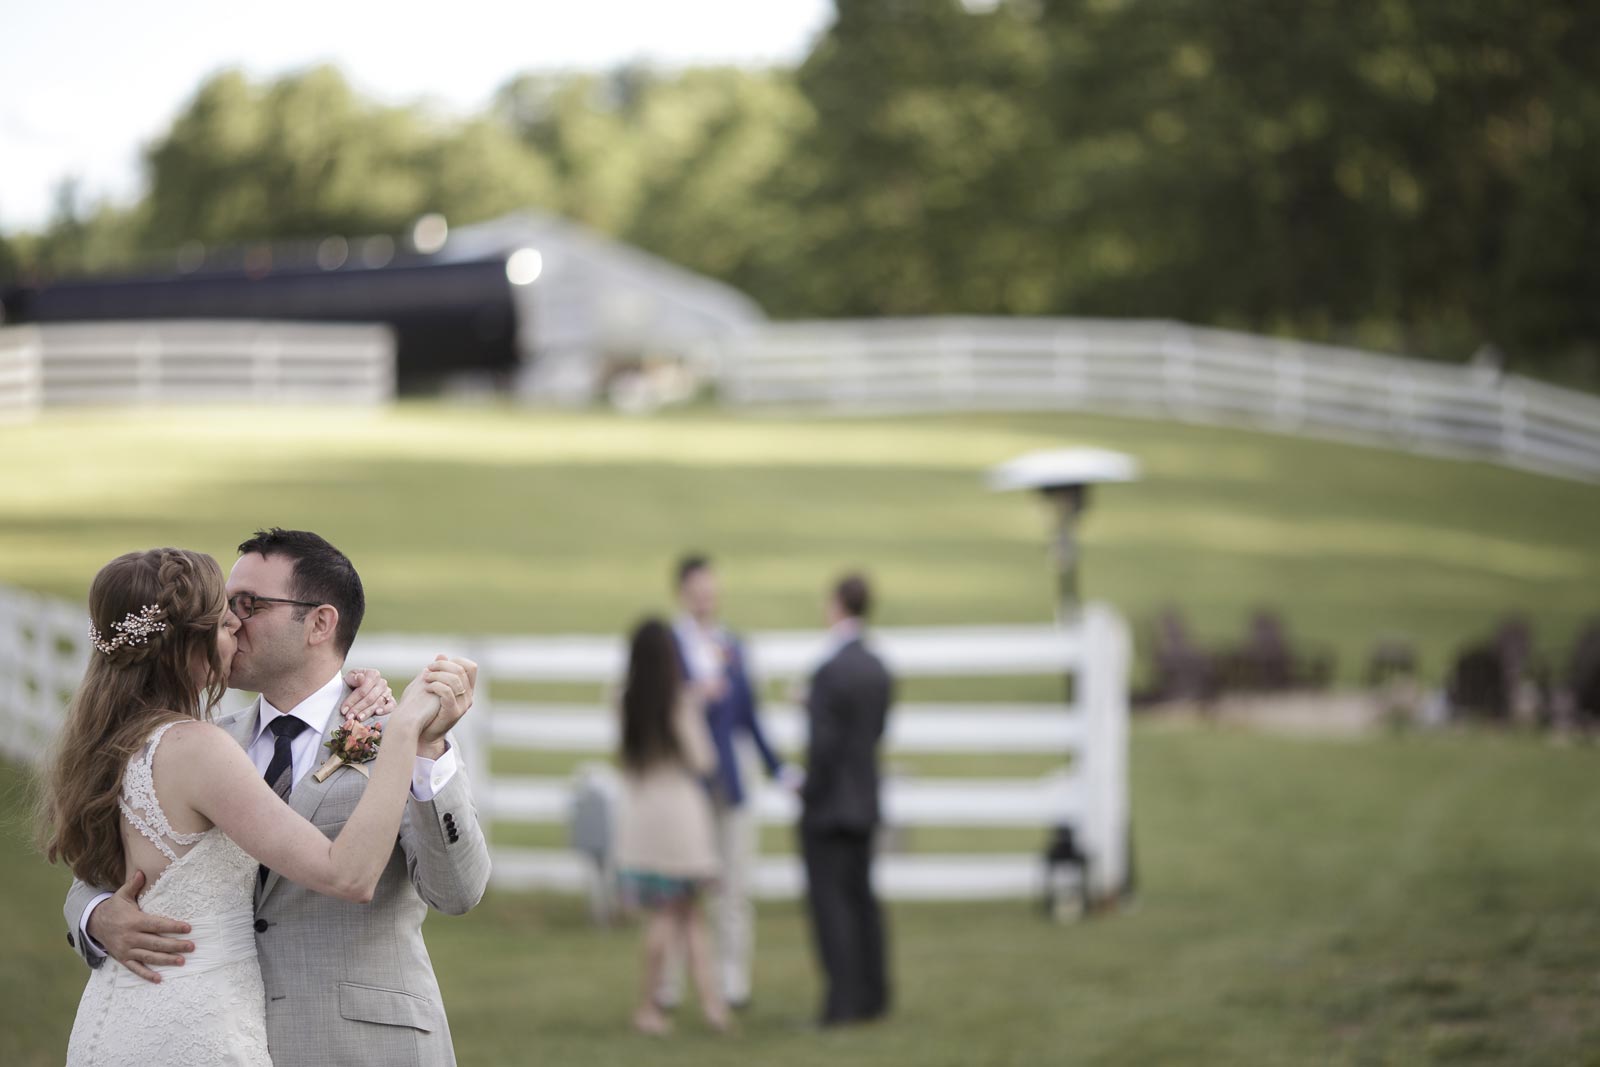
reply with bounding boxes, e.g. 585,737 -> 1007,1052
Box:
3,0 -> 1597,383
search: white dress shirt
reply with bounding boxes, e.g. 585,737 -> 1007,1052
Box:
248,672 -> 458,799
82,672 -> 457,955
674,616 -> 727,685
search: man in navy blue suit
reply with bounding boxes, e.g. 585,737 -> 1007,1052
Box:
662,553 -> 796,1010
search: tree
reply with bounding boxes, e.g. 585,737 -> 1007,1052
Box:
143,66 -> 555,248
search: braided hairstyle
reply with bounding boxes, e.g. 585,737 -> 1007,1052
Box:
39,548 -> 231,888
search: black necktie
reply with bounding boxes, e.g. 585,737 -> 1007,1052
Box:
259,715 -> 310,886
264,715 -> 310,800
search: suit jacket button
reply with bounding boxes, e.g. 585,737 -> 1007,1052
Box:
254,919 -> 269,933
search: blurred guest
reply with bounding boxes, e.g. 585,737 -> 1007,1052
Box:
662,554 -> 796,1010
614,618 -> 727,1036
1448,615 -> 1549,723
1570,618 -> 1600,726
800,573 -> 894,1026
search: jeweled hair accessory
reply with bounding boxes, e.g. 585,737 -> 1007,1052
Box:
88,603 -> 169,655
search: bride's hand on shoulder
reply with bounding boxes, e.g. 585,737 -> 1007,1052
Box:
340,668 -> 396,722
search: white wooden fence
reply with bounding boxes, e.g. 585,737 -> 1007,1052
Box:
0,326 -> 44,424
0,320 -> 394,416
720,317 -> 1600,483
0,582 -> 1131,903
0,585 -> 86,763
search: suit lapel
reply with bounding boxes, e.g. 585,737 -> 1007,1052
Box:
223,696 -> 262,750
257,689 -> 356,905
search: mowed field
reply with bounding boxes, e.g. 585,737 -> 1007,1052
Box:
2,403 -> 1597,680
6,726 -> 1600,1066
2,403 -> 1599,1065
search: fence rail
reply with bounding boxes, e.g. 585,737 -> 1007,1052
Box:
0,320 -> 395,416
347,615 -> 1131,902
0,583 -> 1130,903
0,326 -> 44,424
720,317 -> 1600,482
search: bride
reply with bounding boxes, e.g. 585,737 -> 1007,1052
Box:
39,547 -> 466,1066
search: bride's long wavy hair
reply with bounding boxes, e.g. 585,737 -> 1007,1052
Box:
38,548 -> 231,888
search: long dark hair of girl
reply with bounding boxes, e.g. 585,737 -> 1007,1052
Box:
619,618 -> 683,773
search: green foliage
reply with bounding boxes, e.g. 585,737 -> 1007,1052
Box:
141,65 -> 556,247
4,2 -> 1599,381
6,180 -> 146,281
782,0 -> 1600,373
495,65 -> 817,305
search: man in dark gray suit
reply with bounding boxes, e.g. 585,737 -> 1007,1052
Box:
800,572 -> 894,1027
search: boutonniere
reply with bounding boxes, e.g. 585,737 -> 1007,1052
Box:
312,715 -> 383,782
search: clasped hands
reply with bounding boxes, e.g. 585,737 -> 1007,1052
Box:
346,655 -> 478,759
88,654 -> 478,983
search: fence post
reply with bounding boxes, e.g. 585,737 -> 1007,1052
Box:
136,331 -> 161,405
1052,325 -> 1084,406
825,331 -> 848,410
251,328 -> 278,402
1392,373 -> 1417,443
1500,388 -> 1528,466
1078,605 -> 1130,903
0,327 -> 44,424
1272,345 -> 1305,431
0,587 -> 21,760
1162,324 -> 1197,419
22,590 -> 62,766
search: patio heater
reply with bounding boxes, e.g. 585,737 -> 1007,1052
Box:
986,447 -> 1140,918
985,448 -> 1140,622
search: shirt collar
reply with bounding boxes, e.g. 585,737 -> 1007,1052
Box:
822,618 -> 863,661
252,672 -> 346,747
675,614 -> 724,643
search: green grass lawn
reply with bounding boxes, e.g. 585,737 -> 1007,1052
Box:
2,403 -> 1597,687
6,723 -> 1600,1066
4,405 -> 1599,1063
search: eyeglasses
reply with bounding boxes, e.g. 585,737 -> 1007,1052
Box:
228,593 -> 321,620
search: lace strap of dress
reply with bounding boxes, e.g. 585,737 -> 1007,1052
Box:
119,720 -> 208,862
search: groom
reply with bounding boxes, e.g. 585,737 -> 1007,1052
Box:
61,528 -> 492,1066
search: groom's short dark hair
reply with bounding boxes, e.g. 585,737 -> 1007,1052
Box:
238,528 -> 365,654
834,572 -> 872,619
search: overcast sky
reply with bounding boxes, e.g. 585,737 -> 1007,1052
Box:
0,0 -> 834,231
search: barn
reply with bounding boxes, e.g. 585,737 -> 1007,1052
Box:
0,211 -> 766,401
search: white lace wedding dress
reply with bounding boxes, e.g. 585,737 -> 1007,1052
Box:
67,722 -> 273,1066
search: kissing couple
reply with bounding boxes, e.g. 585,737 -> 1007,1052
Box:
41,528 -> 491,1066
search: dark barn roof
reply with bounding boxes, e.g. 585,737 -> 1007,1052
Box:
3,212 -> 765,397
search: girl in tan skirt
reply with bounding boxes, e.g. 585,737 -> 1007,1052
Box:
614,618 -> 729,1035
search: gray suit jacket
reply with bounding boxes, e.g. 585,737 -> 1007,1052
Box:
63,692 -> 492,1067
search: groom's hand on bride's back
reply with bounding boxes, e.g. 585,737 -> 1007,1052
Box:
87,869 -> 194,984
